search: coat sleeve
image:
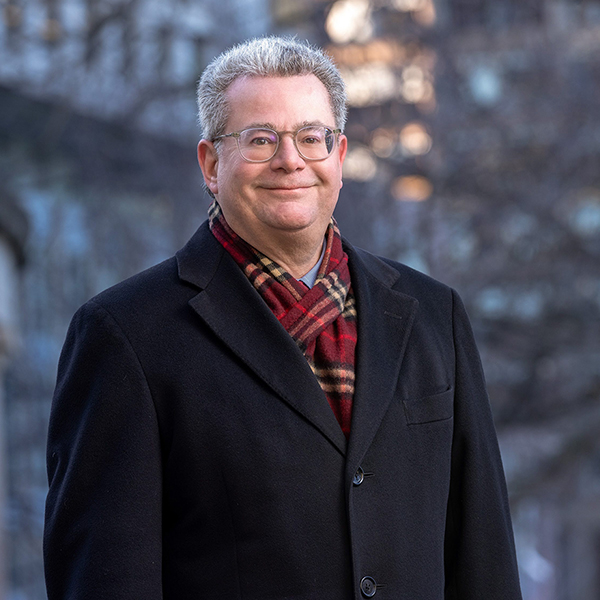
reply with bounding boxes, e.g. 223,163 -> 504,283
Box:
44,300 -> 163,599
444,289 -> 522,599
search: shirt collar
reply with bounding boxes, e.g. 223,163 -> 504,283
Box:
299,240 -> 327,289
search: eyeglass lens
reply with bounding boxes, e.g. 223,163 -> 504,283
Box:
238,127 -> 336,162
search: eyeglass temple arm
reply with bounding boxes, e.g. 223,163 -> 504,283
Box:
212,132 -> 241,142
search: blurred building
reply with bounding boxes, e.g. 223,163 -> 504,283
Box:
0,0 -> 270,142
1,0 -> 600,599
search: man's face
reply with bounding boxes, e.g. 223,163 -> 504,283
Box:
198,75 -> 347,246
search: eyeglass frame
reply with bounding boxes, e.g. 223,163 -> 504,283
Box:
211,125 -> 343,163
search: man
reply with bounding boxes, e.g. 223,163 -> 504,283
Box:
44,37 -> 522,599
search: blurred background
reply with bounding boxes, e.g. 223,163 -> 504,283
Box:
0,0 -> 600,598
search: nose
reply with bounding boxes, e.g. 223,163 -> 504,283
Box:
270,134 -> 305,172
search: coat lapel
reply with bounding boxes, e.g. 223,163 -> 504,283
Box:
176,223 -> 348,455
344,245 -> 419,480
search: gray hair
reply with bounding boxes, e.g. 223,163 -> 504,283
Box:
196,36 -> 347,141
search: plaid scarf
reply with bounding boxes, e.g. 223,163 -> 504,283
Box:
208,201 -> 357,438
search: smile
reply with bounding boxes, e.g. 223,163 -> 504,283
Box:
260,185 -> 314,191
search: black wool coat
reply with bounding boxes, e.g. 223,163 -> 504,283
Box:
44,221 -> 522,600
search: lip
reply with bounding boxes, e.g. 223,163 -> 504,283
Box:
260,185 -> 314,191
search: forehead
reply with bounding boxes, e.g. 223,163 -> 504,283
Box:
224,75 -> 335,130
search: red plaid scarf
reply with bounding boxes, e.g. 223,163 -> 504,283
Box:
208,201 -> 357,438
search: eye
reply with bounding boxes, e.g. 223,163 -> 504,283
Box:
250,136 -> 271,146
243,129 -> 278,146
297,127 -> 325,145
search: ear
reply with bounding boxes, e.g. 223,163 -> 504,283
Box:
197,140 -> 219,196
337,134 -> 348,189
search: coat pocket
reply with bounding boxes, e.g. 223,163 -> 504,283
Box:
402,386 -> 454,425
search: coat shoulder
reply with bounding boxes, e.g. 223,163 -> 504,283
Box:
348,243 -> 455,309
79,255 -> 193,333
70,222 -> 224,341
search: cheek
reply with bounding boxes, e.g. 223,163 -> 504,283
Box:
323,165 -> 344,193
219,164 -> 260,194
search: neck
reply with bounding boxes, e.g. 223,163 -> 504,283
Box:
210,199 -> 330,278
241,226 -> 325,279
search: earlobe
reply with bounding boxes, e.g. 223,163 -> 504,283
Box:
197,140 -> 219,195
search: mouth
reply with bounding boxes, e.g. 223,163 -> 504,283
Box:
260,184 -> 314,191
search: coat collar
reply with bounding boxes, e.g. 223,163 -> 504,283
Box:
177,222 -> 348,455
176,222 -> 418,463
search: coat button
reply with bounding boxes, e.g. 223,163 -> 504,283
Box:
353,467 -> 365,486
360,576 -> 377,597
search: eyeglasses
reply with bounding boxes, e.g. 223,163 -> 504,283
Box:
212,126 -> 342,163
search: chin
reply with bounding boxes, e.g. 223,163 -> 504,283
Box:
264,204 -> 319,232
268,216 -> 315,233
